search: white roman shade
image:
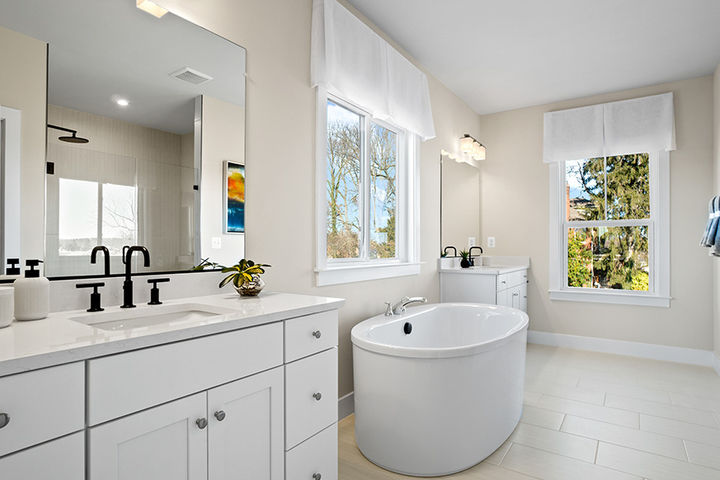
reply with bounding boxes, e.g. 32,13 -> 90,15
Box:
311,0 -> 436,140
543,92 -> 675,163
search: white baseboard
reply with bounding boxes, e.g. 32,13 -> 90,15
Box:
528,330 -> 715,368
338,392 -> 354,420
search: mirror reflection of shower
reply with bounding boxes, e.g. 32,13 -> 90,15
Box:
47,124 -> 89,144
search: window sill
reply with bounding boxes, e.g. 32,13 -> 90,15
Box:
549,289 -> 670,308
315,262 -> 421,286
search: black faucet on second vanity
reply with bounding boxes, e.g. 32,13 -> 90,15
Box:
121,246 -> 150,308
468,246 -> 484,266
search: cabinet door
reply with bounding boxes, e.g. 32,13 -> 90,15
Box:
510,285 -> 522,309
519,284 -> 528,312
88,392 -> 208,480
208,367 -> 284,480
0,432 -> 83,480
496,288 -> 510,307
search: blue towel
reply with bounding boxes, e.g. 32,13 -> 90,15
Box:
701,196 -> 720,248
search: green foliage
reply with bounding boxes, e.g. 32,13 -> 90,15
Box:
218,259 -> 271,289
459,250 -> 469,259
567,231 -> 592,288
568,154 -> 649,291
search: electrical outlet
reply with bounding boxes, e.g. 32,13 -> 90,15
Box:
468,237 -> 476,248
487,236 -> 496,248
211,237 -> 222,249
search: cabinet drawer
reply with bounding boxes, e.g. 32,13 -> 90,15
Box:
497,270 -> 526,291
285,310 -> 338,362
285,348 -> 337,449
286,423 -> 338,480
88,322 -> 283,425
0,362 -> 84,456
0,432 -> 84,480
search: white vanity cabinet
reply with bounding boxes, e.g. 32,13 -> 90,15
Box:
440,266 -> 529,313
0,362 -> 85,480
0,298 -> 341,480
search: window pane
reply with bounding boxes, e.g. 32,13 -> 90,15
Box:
369,123 -> 397,259
568,226 -> 649,291
102,183 -> 137,255
565,158 -> 605,221
58,178 -> 98,255
326,100 -> 361,259
606,153 -> 650,220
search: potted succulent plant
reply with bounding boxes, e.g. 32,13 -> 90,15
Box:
459,250 -> 471,268
219,259 -> 271,296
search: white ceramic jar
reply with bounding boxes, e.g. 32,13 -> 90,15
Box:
0,287 -> 14,327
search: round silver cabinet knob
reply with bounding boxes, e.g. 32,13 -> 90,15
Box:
214,410 -> 226,422
196,418 -> 208,429
0,413 -> 9,429
313,392 -> 322,401
312,330 -> 322,339
313,474 -> 322,480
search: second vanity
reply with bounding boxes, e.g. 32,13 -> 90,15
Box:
0,291 -> 343,480
439,256 -> 529,312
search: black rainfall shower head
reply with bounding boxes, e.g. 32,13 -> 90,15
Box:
58,133 -> 90,144
47,124 -> 90,144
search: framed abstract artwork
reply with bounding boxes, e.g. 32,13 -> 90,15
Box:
224,161 -> 245,234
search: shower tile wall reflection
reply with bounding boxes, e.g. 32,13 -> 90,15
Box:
45,104 -> 195,277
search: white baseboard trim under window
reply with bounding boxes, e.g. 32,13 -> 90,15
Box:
528,330 -> 716,369
339,392 -> 354,420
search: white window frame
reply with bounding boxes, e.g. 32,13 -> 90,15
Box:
548,151 -> 670,307
315,87 -> 420,286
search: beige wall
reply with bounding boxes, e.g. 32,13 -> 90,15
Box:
158,0 -> 482,397
714,65 -> 720,359
200,95 -> 246,267
0,26 -> 46,265
478,76 -> 714,351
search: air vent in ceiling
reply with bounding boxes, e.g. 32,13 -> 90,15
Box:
170,67 -> 213,85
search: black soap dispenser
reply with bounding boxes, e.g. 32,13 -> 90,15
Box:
5,258 -> 21,278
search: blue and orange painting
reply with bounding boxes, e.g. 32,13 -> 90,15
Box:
225,162 -> 245,233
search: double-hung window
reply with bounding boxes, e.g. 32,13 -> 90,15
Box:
546,94 -> 673,307
315,93 -> 419,286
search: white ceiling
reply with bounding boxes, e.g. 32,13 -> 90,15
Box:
347,0 -> 720,114
0,0 -> 245,134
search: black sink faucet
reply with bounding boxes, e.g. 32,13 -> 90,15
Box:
443,246 -> 458,257
468,246 -> 484,266
121,246 -> 150,309
91,246 -> 110,276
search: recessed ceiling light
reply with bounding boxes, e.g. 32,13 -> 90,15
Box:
116,98 -> 129,107
136,0 -> 168,18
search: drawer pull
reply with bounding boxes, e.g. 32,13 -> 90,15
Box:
0,413 -> 9,429
312,392 -> 322,401
313,474 -> 322,480
312,330 -> 322,339
196,418 -> 208,429
214,410 -> 226,422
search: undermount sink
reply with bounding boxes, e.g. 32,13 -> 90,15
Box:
70,303 -> 236,332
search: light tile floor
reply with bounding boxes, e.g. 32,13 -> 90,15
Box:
338,344 -> 720,479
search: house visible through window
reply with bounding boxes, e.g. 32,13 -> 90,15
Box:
325,97 -> 400,263
565,153 -> 650,291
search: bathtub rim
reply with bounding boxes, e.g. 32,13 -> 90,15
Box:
351,302 -> 529,359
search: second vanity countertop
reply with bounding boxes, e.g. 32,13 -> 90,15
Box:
438,265 -> 527,275
0,291 -> 344,377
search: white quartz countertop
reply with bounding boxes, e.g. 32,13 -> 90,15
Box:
439,265 -> 527,275
0,291 -> 344,377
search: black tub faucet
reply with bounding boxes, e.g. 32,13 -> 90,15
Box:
468,246 -> 484,266
91,246 -> 110,276
121,246 -> 150,309
443,246 -> 458,257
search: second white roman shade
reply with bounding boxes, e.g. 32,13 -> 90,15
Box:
543,92 -> 675,163
310,0 -> 436,140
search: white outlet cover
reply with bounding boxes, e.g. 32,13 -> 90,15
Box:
468,237 -> 476,248
211,237 -> 222,249
488,236 -> 496,248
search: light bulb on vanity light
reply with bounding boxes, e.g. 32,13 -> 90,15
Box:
115,98 -> 130,107
459,135 -> 474,155
136,0 -> 168,18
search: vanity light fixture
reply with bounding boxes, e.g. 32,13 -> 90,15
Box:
459,134 -> 487,161
136,0 -> 168,18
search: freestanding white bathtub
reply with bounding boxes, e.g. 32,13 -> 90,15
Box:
351,303 -> 529,477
